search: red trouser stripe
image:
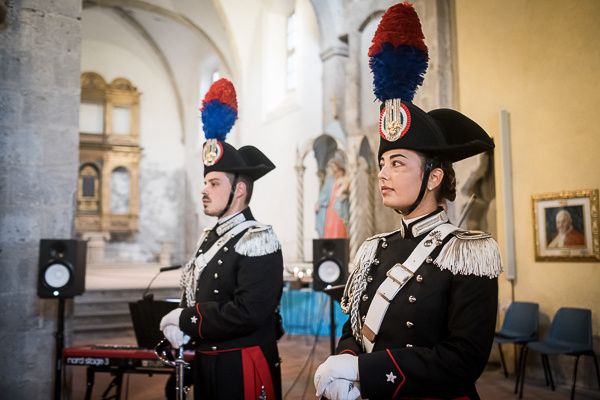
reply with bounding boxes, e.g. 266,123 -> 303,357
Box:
241,346 -> 275,400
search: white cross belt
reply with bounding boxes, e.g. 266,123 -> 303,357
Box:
362,223 -> 458,353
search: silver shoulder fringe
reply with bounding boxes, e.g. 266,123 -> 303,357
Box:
234,224 -> 281,257
434,230 -> 503,278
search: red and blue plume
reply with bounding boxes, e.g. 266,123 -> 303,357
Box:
369,2 -> 429,102
200,78 -> 238,141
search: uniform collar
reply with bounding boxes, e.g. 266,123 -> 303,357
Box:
404,208 -> 449,238
215,207 -> 254,236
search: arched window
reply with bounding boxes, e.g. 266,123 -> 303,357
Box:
111,167 -> 130,214
286,11 -> 297,91
78,163 -> 100,212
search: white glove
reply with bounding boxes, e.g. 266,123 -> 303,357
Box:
160,307 -> 183,330
160,308 -> 189,348
322,379 -> 360,400
314,354 -> 359,397
162,325 -> 190,349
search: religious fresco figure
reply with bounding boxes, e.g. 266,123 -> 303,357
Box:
315,151 -> 349,238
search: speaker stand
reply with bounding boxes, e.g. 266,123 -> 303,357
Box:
54,297 -> 65,400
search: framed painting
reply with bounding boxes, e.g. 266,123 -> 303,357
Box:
532,189 -> 599,261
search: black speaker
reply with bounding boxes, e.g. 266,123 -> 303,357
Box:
312,238 -> 349,292
38,239 -> 87,298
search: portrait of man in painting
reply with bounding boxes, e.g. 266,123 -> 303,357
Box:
545,205 -> 586,249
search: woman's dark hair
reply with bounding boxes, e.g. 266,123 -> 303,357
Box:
436,161 -> 456,202
418,153 -> 456,202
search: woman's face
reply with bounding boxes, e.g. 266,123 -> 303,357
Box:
378,149 -> 424,211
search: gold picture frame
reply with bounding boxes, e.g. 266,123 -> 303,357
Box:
532,189 -> 599,261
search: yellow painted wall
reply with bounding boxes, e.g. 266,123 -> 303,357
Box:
454,0 -> 600,380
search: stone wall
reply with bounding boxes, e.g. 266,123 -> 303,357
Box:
0,0 -> 81,397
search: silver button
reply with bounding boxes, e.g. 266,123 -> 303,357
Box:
361,315 -> 366,322
367,275 -> 373,283
217,259 -> 223,265
213,289 -> 219,294
211,346 -> 217,351
426,257 -> 432,263
362,294 -> 369,302
373,259 -> 380,265
214,273 -> 219,279
416,275 -> 423,283
405,344 -> 413,348
199,249 -> 203,254
408,295 -> 416,303
381,241 -> 388,248
406,321 -> 414,328
224,246 -> 229,252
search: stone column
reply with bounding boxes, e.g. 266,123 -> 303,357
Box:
0,0 -> 81,397
159,241 -> 173,266
321,47 -> 349,128
81,232 -> 111,266
295,150 -> 306,261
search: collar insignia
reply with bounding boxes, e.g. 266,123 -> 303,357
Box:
411,210 -> 449,237
216,212 -> 246,236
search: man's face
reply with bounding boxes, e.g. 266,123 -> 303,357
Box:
556,212 -> 571,234
202,171 -> 233,217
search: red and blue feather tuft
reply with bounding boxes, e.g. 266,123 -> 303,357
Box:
369,2 -> 429,102
200,78 -> 238,141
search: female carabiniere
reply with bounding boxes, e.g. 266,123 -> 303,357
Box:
314,3 -> 502,400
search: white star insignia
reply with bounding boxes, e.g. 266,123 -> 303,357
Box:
386,371 -> 397,383
190,316 -> 198,324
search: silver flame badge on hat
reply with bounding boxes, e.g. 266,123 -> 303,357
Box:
379,98 -> 412,142
202,139 -> 223,167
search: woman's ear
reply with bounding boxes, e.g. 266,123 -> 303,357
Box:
428,168 -> 444,191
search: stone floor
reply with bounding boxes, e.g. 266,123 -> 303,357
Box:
65,334 -> 600,399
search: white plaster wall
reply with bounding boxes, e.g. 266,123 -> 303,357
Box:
219,0 -> 323,262
360,17 -> 380,128
81,8 -> 185,262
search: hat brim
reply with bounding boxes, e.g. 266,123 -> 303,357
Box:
203,143 -> 275,180
237,146 -> 275,180
427,108 -> 494,162
212,164 -> 274,181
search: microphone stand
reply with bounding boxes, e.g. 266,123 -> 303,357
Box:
143,265 -> 182,300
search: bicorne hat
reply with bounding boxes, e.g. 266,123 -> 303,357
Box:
370,2 -> 494,162
201,78 -> 275,180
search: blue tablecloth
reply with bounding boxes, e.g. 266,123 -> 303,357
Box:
280,283 -> 347,337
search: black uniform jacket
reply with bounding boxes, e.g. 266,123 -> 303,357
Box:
178,207 -> 284,400
337,209 -> 501,400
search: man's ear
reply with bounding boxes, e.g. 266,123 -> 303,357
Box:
235,180 -> 247,199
